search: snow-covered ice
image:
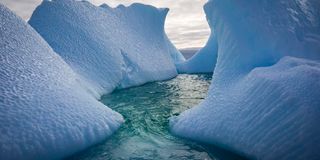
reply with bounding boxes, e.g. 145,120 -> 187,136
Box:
29,0 -> 184,97
0,4 -> 123,160
170,0 -> 320,159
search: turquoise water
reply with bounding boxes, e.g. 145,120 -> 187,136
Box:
67,74 -> 244,160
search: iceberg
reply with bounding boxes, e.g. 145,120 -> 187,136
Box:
29,0 -> 184,97
170,0 -> 320,159
177,12 -> 218,73
177,35 -> 217,73
0,4 -> 123,160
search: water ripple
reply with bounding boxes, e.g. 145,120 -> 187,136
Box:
68,74 -> 219,160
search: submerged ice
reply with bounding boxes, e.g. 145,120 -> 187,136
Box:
170,0 -> 320,159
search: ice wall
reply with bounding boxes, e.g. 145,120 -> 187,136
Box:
177,35 -> 217,73
170,0 -> 320,159
29,0 -> 184,97
177,9 -> 218,74
0,4 -> 123,160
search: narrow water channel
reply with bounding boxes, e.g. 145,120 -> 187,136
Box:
67,74 -> 243,160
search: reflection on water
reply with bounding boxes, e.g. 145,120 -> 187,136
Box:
67,74 -> 242,160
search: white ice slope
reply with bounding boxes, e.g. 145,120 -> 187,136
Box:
170,0 -> 320,159
0,4 -> 123,160
29,0 -> 184,97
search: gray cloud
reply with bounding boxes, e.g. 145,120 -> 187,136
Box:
0,0 -> 41,19
0,0 -> 210,49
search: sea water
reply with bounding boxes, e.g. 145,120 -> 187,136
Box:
67,74 -> 244,160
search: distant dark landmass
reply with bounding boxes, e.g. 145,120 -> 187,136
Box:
179,47 -> 201,59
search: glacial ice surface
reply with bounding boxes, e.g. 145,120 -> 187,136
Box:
170,0 -> 320,159
0,4 -> 123,160
29,0 -> 184,97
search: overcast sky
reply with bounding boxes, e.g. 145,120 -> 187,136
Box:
0,0 -> 210,49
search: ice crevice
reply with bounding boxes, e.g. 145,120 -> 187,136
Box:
118,50 -> 140,89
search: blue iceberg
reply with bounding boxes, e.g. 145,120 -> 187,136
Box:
1,0 -> 320,159
0,4 -> 123,160
0,0 -> 185,159
29,0 -> 184,97
170,0 -> 320,159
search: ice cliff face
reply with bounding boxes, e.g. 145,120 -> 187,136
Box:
177,35 -> 217,73
170,0 -> 320,159
29,0 -> 184,97
177,8 -> 218,74
0,4 -> 123,160
178,0 -> 320,74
